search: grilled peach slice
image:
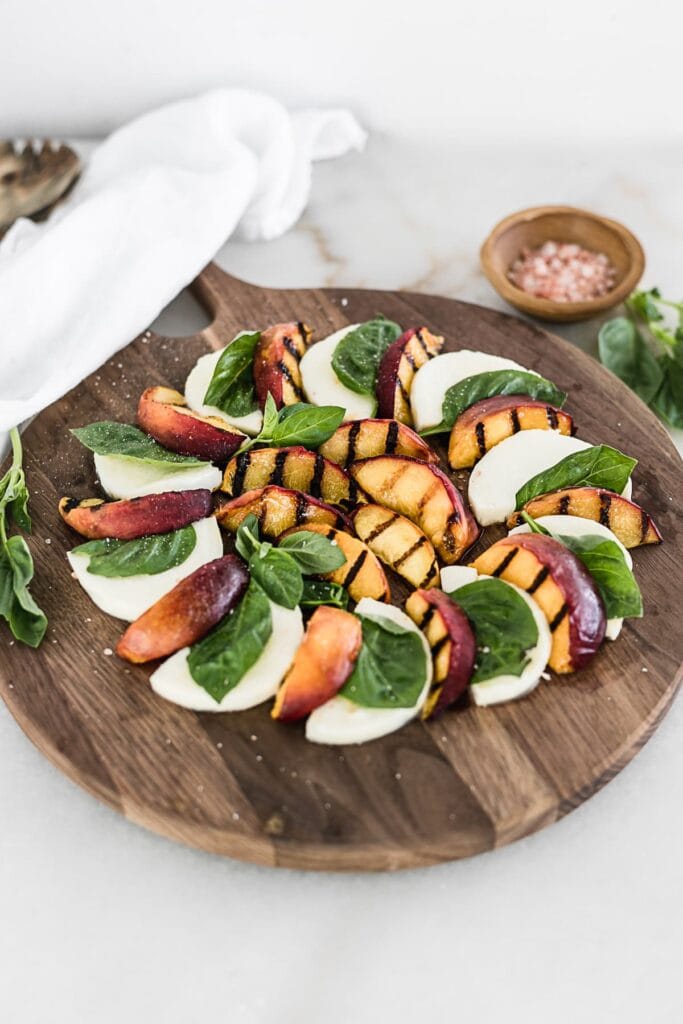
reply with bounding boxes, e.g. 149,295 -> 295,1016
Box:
351,504 -> 439,590
279,523 -> 391,603
59,489 -> 212,540
215,485 -> 352,537
349,455 -> 480,564
319,418 -> 438,468
471,533 -> 605,673
271,606 -> 362,721
116,555 -> 249,664
405,589 -> 476,717
507,487 -> 662,548
253,321 -> 312,409
448,395 -> 574,470
377,327 -> 444,424
137,386 -> 245,462
221,446 -> 361,507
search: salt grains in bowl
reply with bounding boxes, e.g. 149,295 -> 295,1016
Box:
508,241 -> 617,303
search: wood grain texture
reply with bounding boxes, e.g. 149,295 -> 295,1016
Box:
1,263 -> 681,871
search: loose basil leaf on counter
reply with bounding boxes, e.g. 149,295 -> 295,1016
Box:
203,331 -> 261,417
449,578 -> 538,683
422,369 -> 567,436
331,316 -> 402,395
188,580 -> 272,701
299,579 -> 349,610
235,395 -> 345,455
248,547 -> 304,609
557,534 -> 643,619
71,422 -> 206,468
598,318 -> 663,406
340,613 -> 426,709
278,530 -> 346,574
515,445 -> 637,510
651,351 -> 683,429
73,525 -> 196,577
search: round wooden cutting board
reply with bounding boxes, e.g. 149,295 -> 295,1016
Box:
2,264 -> 682,871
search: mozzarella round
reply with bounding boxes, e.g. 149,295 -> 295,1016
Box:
67,516 -> 223,621
185,346 -> 263,436
305,598 -> 432,745
468,431 -> 633,526
150,601 -> 304,711
94,452 -> 221,500
299,325 -> 376,421
440,565 -> 479,591
410,350 -> 534,432
509,513 -> 632,640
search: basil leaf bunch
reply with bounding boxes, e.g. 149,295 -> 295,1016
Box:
203,331 -> 262,417
599,288 -> 683,429
0,428 -> 47,647
514,445 -> 636,510
236,393 -> 345,455
331,316 -> 402,396
72,525 -> 196,578
340,613 -> 427,708
71,422 -> 206,468
422,369 -> 567,436
448,578 -> 538,683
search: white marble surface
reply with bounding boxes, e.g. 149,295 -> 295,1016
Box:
2,138 -> 682,1024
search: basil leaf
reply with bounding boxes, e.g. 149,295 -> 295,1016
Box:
627,288 -> 664,323
203,331 -> 261,416
331,316 -> 402,395
72,422 -> 205,468
598,318 -> 663,406
73,526 -> 196,577
558,534 -> 643,619
260,392 -> 280,438
519,511 -> 550,535
424,370 -> 567,436
515,445 -> 637,510
234,514 -> 261,561
248,547 -> 303,609
3,536 -> 47,647
10,486 -> 32,533
449,578 -> 538,683
188,580 -> 272,701
270,404 -> 345,449
651,353 -> 683,429
340,613 -> 427,708
299,579 -> 349,609
278,530 -> 347,573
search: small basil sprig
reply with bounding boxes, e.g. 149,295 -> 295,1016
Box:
331,316 -> 402,395
72,525 -> 196,578
71,422 -> 205,468
0,428 -> 47,648
340,613 -> 427,708
236,393 -> 345,455
515,445 -> 636,510
203,331 -> 261,417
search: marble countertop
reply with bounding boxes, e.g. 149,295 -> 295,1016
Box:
2,137 -> 682,1024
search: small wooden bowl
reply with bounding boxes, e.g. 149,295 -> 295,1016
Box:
480,205 -> 645,323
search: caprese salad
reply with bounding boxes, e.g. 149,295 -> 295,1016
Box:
58,316 -> 662,745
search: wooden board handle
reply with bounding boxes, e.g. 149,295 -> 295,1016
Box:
190,263 -> 271,350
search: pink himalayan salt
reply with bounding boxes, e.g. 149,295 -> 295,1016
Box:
508,240 -> 617,303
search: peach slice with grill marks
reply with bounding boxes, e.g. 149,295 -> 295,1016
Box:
221,446 -> 361,508
271,605 -> 362,721
58,489 -> 212,540
318,418 -> 438,468
279,523 -> 391,603
349,455 -> 480,564
253,321 -> 312,410
471,533 -> 606,673
376,327 -> 444,424
507,486 -> 662,548
448,395 -> 574,470
116,554 -> 249,664
405,588 -> 476,717
215,485 -> 352,537
137,386 -> 245,462
351,504 -> 439,590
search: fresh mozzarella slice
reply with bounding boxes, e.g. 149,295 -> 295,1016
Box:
410,350 -> 535,432
305,598 -> 432,745
299,326 -> 377,421
509,513 -> 631,640
185,346 -> 263,436
468,431 -> 632,527
150,601 -> 303,711
94,452 -> 221,500
67,517 -> 223,621
440,565 -> 479,591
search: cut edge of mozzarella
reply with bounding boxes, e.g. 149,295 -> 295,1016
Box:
94,452 -> 221,500
150,601 -> 304,711
410,350 -> 535,432
299,325 -> 377,422
184,346 -> 263,436
67,516 -> 223,622
305,597 -> 432,745
510,513 -> 630,640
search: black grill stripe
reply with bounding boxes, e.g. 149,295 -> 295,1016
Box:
297,322 -> 310,348
546,406 -> 559,429
418,603 -> 437,631
283,336 -> 300,359
271,449 -> 289,487
419,560 -> 439,589
549,603 -> 568,633
431,635 -> 450,660
346,420 -> 362,466
510,408 -> 521,434
475,421 -> 487,456
310,453 -> 325,497
640,509 -> 650,543
393,535 -> 427,569
403,348 -> 417,370
599,491 -> 612,527
277,359 -> 305,400
348,479 -> 360,505
491,547 -> 518,577
415,329 -> 430,357
231,451 -> 251,494
527,565 -> 549,594
385,420 -> 399,455
343,550 -> 368,588
559,495 -> 570,514
294,491 -> 308,525
361,513 -> 398,543
399,379 -> 411,404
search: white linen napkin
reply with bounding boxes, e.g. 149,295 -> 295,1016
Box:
0,88 -> 366,446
